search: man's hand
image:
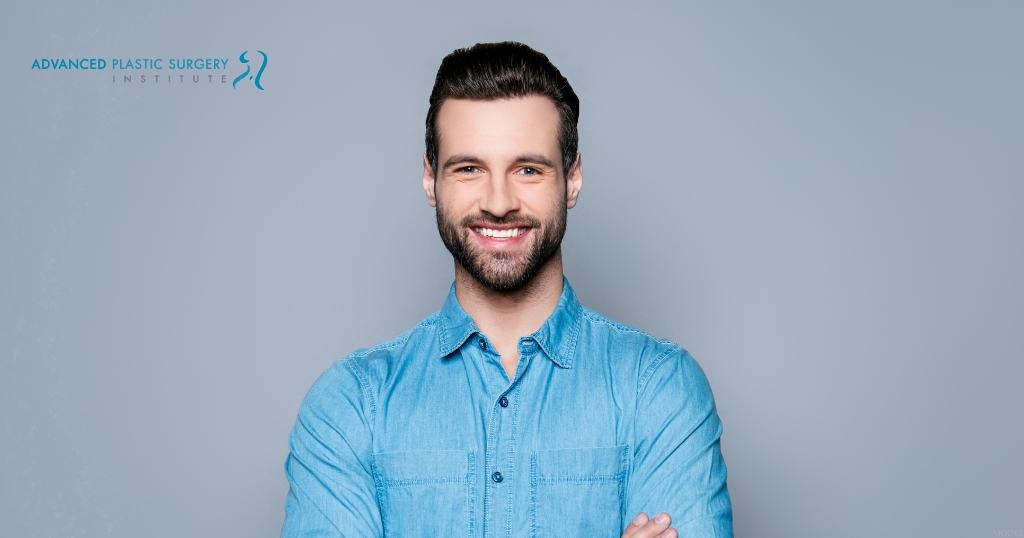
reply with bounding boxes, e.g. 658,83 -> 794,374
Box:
621,512 -> 677,538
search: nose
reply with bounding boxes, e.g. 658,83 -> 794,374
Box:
478,174 -> 519,218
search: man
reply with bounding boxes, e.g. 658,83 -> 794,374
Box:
281,42 -> 732,538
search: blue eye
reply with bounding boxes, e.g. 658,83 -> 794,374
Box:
522,167 -> 538,175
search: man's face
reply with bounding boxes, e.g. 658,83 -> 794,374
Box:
423,96 -> 583,292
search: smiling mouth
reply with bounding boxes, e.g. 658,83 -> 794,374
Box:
472,227 -> 529,240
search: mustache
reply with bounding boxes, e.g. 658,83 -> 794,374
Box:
458,212 -> 542,228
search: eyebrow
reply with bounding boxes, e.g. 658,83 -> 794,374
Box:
442,153 -> 558,170
512,153 -> 558,169
442,154 -> 484,169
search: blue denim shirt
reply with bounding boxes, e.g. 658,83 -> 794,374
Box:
282,279 -> 732,537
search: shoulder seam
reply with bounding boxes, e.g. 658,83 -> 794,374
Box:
342,358 -> 377,433
637,345 -> 686,394
338,313 -> 442,430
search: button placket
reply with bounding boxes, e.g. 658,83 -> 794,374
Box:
482,342 -> 515,534
482,390 -> 501,535
482,336 -> 531,533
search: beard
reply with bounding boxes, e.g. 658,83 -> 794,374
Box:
436,196 -> 567,292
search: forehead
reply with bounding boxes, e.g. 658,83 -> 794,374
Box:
435,96 -> 560,159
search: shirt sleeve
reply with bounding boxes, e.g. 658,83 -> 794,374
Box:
281,359 -> 383,538
626,348 -> 733,537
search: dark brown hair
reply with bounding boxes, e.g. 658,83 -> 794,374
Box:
425,41 -> 580,176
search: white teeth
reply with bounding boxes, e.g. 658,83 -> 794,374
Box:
474,227 -> 525,239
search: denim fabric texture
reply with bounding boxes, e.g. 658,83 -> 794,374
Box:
282,279 -> 732,537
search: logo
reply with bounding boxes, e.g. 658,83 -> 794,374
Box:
29,51 -> 269,91
233,50 -> 268,90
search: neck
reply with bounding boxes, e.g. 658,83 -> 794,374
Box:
454,250 -> 565,380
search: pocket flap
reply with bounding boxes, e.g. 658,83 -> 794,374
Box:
372,450 -> 471,486
532,445 -> 628,481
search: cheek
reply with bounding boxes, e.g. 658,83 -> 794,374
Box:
520,185 -> 567,219
437,181 -> 484,209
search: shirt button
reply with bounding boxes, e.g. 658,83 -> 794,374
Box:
499,396 -> 508,408
492,471 -> 503,483
479,340 -> 486,350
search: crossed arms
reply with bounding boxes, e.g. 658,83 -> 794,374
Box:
281,350 -> 732,537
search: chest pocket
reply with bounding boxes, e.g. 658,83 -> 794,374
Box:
529,445 -> 629,538
371,450 -> 476,538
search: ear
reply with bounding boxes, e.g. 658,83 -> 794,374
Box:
422,153 -> 437,207
565,153 -> 583,209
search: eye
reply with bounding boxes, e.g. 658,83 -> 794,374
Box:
458,166 -> 479,173
521,166 -> 539,175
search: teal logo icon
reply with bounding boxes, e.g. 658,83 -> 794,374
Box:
233,50 -> 267,90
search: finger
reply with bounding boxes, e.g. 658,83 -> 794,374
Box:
658,527 -> 678,538
621,512 -> 649,538
631,512 -> 672,538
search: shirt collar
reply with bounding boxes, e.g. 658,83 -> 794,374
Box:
437,277 -> 583,369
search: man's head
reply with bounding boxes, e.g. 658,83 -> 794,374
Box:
422,42 -> 583,292
425,42 -> 580,176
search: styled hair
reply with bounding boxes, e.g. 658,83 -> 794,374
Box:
425,41 -> 580,176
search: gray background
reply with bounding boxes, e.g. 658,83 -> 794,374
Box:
1,1 -> 1022,537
